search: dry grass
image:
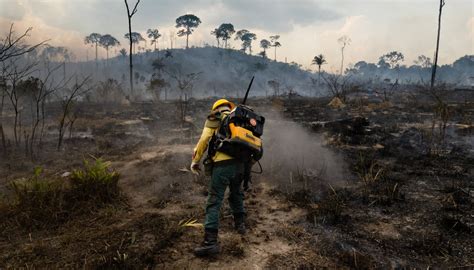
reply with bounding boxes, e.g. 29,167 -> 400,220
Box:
265,249 -> 328,269
224,235 -> 245,257
354,152 -> 404,206
275,223 -> 310,243
307,186 -> 347,226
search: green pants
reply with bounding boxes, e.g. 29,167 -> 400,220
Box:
204,161 -> 245,230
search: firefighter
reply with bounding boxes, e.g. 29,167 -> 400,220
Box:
190,99 -> 247,256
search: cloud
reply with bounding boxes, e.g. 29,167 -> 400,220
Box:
0,0 -> 471,66
0,0 -> 26,20
214,0 -> 340,32
0,2 -> 85,59
468,17 -> 474,40
7,0 -> 339,34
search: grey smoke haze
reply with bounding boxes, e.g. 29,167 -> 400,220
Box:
44,48 -> 471,103
261,111 -> 348,190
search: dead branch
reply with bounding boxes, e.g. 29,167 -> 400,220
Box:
56,76 -> 92,150
0,24 -> 48,62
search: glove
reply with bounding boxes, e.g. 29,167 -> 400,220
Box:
190,162 -> 201,175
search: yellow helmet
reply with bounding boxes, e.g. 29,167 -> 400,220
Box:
212,99 -> 235,111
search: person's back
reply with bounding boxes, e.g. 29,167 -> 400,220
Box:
190,99 -> 247,256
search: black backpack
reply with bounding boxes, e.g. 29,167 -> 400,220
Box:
209,105 -> 265,162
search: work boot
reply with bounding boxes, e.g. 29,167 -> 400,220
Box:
194,229 -> 220,256
234,213 -> 246,235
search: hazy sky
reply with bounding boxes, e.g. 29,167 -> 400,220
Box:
0,0 -> 472,71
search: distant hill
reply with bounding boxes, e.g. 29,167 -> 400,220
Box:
68,47 -> 321,100
61,48 -> 472,100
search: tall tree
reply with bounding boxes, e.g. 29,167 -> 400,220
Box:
147,28 -> 161,51
210,28 -> 222,48
84,33 -> 102,67
379,51 -> 404,69
311,54 -> 327,80
431,0 -> 445,90
260,39 -> 271,58
124,0 -> 141,95
235,30 -> 256,54
124,32 -> 144,54
99,34 -> 120,62
270,35 -> 281,61
175,14 -> 202,49
242,33 -> 257,54
119,48 -> 128,58
337,35 -> 351,75
40,46 -> 73,81
235,29 -> 249,42
218,23 -> 235,48
414,55 -> 432,68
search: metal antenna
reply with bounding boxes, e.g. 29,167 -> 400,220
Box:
242,76 -> 255,105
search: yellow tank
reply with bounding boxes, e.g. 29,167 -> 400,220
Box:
228,123 -> 262,151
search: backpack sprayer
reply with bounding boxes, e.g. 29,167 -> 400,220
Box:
213,76 -> 265,163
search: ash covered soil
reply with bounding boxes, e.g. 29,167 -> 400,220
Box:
0,94 -> 473,269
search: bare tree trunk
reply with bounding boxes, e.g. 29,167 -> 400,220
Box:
0,125 -> 5,153
128,21 -> 134,95
186,33 -> 189,49
13,107 -> 18,145
63,61 -> 66,82
0,94 -> 6,152
274,46 -> 277,61
318,66 -> 321,82
430,0 -> 445,90
57,117 -> 67,150
30,99 -> 41,156
69,116 -> 77,139
95,42 -> 99,70
124,0 -> 141,96
39,99 -> 46,147
18,109 -> 22,146
23,131 -> 29,156
340,47 -> 344,76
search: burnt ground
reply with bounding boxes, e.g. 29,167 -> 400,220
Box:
0,93 -> 473,269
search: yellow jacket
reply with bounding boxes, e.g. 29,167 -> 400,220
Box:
192,113 -> 233,163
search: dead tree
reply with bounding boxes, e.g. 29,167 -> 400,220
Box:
322,73 -> 352,102
418,81 -> 451,154
430,0 -> 445,91
0,24 -> 47,62
30,63 -> 64,155
147,74 -> 169,102
268,80 -> 281,97
0,25 -> 45,152
3,59 -> 38,146
165,67 -> 200,122
338,36 -> 351,76
56,77 -> 91,151
124,0 -> 141,96
0,77 -> 7,152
